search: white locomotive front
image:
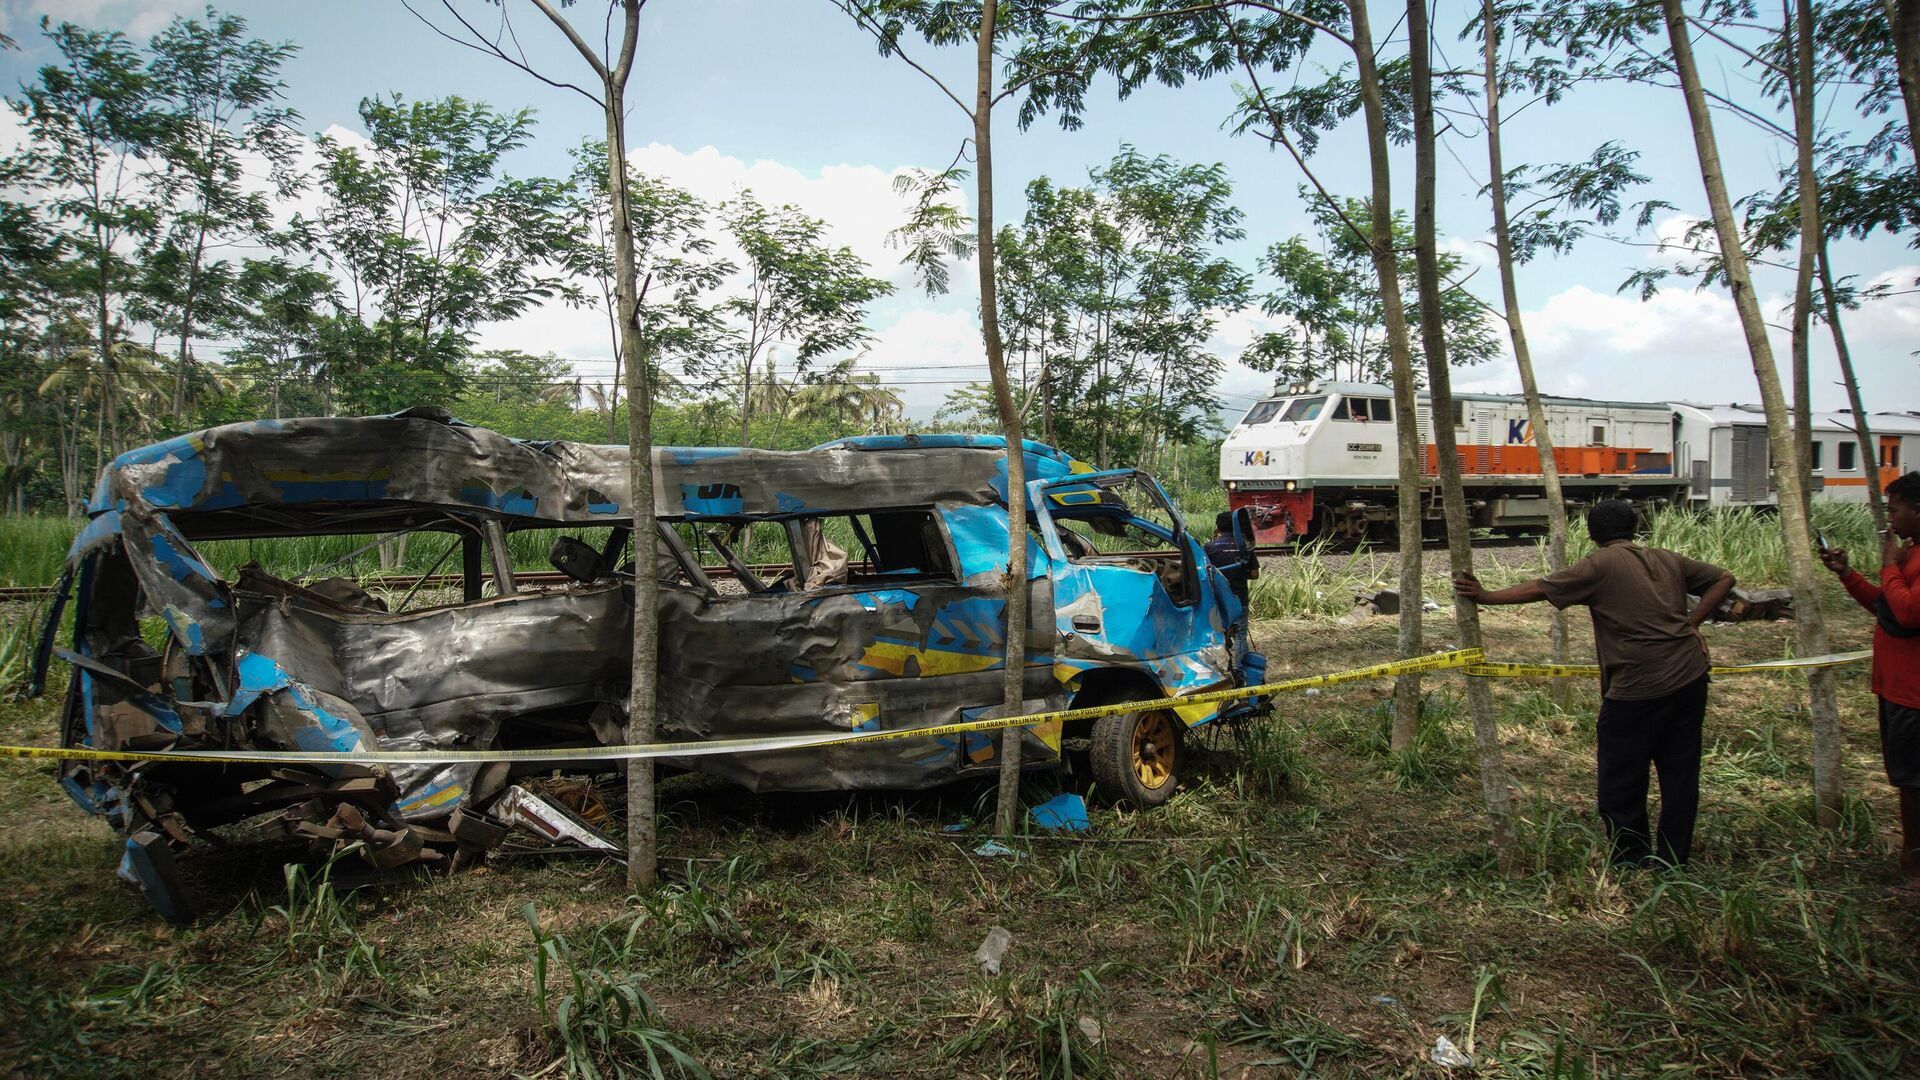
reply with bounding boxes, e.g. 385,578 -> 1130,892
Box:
1221,381 -> 1686,545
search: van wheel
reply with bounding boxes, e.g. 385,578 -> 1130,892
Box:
1090,706 -> 1183,808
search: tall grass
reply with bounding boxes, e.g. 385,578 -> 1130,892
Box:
0,516 -> 77,586
1561,503 -> 1879,586
1244,539 -> 1383,619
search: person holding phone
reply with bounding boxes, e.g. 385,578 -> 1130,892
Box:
1821,471 -> 1920,895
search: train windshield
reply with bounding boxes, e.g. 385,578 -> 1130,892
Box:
1281,396 -> 1328,421
1238,396 -> 1330,426
1239,399 -> 1285,426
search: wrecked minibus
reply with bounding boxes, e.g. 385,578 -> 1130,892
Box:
30,409 -> 1265,918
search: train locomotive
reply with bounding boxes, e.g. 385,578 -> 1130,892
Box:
1220,380 -> 1920,546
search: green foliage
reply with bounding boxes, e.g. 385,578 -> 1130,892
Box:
290,93 -> 577,414
718,191 -> 893,443
1242,190 -> 1499,386
1243,538 -> 1382,619
887,165 -> 976,298
269,845 -> 391,994
561,140 -> 735,441
964,145 -> 1252,468
1563,502 -> 1881,585
525,903 -> 711,1080
0,516 -> 77,585
939,968 -> 1112,1080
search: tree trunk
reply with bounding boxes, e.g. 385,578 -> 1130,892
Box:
1663,0 -> 1842,825
740,350 -> 754,449
1346,0 -> 1425,751
96,260 -> 118,466
1413,0 -> 1518,870
1788,0 -> 1821,526
608,314 -> 623,443
175,220 -> 210,421
1816,236 -> 1884,531
1889,0 -> 1920,163
534,0 -> 664,891
976,4 -> 1031,839
1483,0 -> 1573,705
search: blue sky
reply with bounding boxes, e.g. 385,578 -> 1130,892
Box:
3,0 -> 1914,419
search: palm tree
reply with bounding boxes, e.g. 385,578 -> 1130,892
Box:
789,357 -> 906,433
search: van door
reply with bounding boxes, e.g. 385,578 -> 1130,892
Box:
1029,470 -> 1227,687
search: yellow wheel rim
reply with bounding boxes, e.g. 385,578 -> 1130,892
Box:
1132,711 -> 1176,790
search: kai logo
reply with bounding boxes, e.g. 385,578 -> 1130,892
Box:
1242,450 -> 1273,467
1507,419 -> 1533,444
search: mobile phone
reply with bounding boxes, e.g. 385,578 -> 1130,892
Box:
1815,531 -> 1830,553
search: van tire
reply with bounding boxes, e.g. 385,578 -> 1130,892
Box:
1089,706 -> 1183,808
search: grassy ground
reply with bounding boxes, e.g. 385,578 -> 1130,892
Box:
1,566 -> 1913,1078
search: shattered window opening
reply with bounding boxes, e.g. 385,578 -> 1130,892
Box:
1043,473 -> 1199,607
684,509 -> 958,597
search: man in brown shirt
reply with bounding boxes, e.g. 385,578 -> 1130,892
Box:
1455,501 -> 1735,867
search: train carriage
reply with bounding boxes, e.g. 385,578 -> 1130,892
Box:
1670,404 -> 1920,508
1221,380 -> 1918,546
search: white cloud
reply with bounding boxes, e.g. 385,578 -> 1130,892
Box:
625,142 -> 965,294
2,0 -> 201,38
1454,272 -> 1920,410
858,307 -> 988,417
474,141 -> 983,407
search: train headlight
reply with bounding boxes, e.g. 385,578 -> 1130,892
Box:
1285,480 -> 1297,491
1226,481 -> 1238,492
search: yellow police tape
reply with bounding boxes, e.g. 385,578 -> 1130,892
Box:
1463,649 -> 1872,680
0,647 -> 1870,769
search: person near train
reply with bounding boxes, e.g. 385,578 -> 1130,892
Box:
1453,500 -> 1736,867
1819,470 -> 1920,896
1206,510 -> 1260,660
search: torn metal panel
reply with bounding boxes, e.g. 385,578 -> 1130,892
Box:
36,410 -> 1262,919
492,785 -> 622,854
86,413 -> 1091,534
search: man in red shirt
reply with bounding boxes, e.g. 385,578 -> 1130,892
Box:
1821,471 -> 1920,894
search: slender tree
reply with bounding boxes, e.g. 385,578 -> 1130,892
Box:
717,192 -> 891,447
146,8 -> 302,419
1477,6 -> 1659,702
1410,0 -> 1518,868
561,142 -> 735,442
1889,0 -> 1920,161
410,0 -> 663,887
10,18 -> 168,463
836,0 -> 1083,835
1329,0 -> 1430,751
1656,0 -> 1845,824
1481,0 -> 1571,698
296,93 -> 577,413
1047,1 -> 1433,749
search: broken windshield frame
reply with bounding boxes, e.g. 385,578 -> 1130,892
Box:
1030,469 -> 1200,608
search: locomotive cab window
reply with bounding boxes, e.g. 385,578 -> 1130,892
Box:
1333,397 -> 1391,422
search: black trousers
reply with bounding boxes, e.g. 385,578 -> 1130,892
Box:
1595,675 -> 1710,866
